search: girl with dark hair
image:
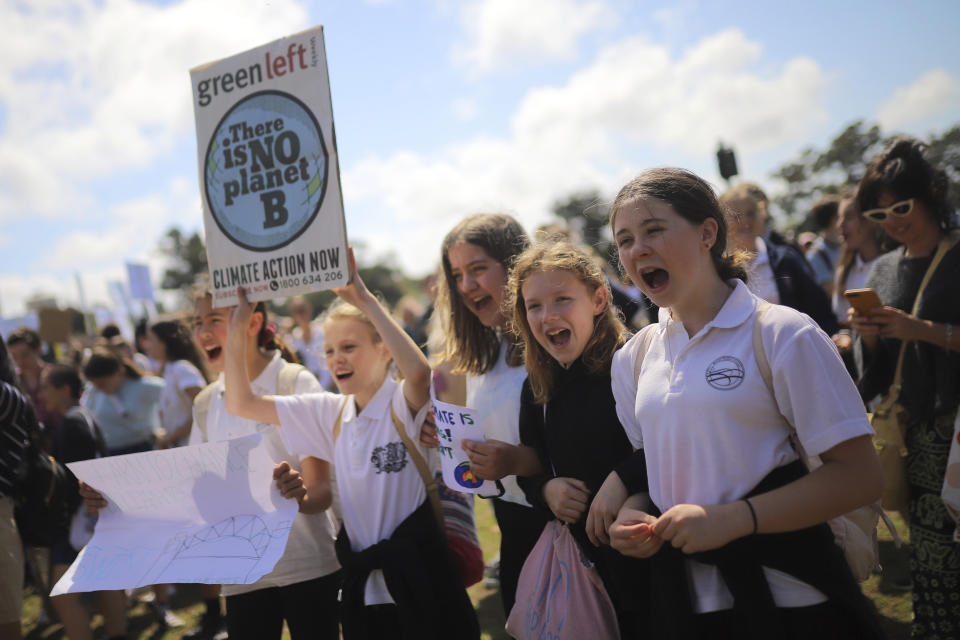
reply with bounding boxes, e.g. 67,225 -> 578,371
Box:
508,240 -> 646,635
434,213 -> 550,616
850,137 -> 960,640
606,168 -> 882,639
81,348 -> 163,457
144,320 -> 210,448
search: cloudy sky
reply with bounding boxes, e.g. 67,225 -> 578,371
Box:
1,0 -> 958,318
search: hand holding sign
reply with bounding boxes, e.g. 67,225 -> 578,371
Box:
431,397 -> 497,495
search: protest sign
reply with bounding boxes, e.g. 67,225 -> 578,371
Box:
191,27 -> 348,308
125,262 -> 155,302
431,396 -> 498,496
51,432 -> 297,595
38,308 -> 73,343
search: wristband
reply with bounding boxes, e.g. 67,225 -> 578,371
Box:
742,498 -> 758,535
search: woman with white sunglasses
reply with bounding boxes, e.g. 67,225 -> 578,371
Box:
849,137 -> 960,640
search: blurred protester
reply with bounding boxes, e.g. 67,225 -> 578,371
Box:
721,183 -> 839,335
395,295 -> 428,353
144,320 -> 209,448
850,137 -> 960,640
287,296 -> 333,390
805,195 -> 844,297
797,231 -> 817,253
39,364 -> 127,640
134,319 -> 161,375
831,197 -> 887,357
6,328 -> 54,429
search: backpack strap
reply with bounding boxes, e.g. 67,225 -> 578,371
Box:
277,362 -> 307,396
391,404 -> 446,533
331,398 -> 348,444
191,383 -> 218,443
632,326 -> 657,386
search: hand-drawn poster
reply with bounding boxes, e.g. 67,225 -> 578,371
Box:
190,27 -> 348,308
431,396 -> 498,496
51,433 -> 297,595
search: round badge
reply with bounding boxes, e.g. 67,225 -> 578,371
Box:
705,355 -> 745,390
204,90 -> 328,252
454,461 -> 484,489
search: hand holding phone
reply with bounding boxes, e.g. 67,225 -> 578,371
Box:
844,288 -> 882,315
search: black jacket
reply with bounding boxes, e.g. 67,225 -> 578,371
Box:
764,238 -> 839,335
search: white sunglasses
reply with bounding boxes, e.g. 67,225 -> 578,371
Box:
861,198 -> 914,222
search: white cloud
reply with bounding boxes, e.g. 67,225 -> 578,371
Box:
876,69 -> 960,130
345,28 -> 827,276
453,0 -> 617,73
0,0 -> 308,222
452,97 -> 479,121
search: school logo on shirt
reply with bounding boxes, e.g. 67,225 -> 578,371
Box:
370,441 -> 408,474
705,356 -> 745,390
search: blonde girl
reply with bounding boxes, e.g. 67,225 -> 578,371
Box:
508,240 -> 647,635
435,213 -> 550,615
223,250 -> 479,640
607,168 -> 882,639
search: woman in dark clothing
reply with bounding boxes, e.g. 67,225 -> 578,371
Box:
850,137 -> 960,640
508,240 -> 647,636
0,340 -> 28,640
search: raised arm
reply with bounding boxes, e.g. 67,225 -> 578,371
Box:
332,247 -> 431,413
223,290 -> 280,425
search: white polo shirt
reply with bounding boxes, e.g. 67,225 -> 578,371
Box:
611,280 -> 872,613
159,359 -> 206,443
275,377 -> 429,606
187,353 -> 340,596
465,339 -> 530,506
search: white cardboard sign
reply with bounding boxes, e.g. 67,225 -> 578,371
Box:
190,26 -> 348,308
431,396 -> 498,496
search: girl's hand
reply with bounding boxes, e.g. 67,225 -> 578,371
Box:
868,306 -> 922,341
543,477 -> 590,524
652,502 -> 753,554
273,462 -> 307,506
230,287 -> 256,337
331,247 -> 373,309
832,333 -> 852,353
609,509 -> 663,558
460,439 -> 520,480
847,307 -> 879,349
419,409 -> 439,448
585,471 -> 628,546
79,481 -> 107,514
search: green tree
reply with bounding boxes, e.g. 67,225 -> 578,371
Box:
770,120 -> 960,231
159,228 -> 208,291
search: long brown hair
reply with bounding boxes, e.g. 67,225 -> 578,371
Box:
149,320 -> 211,383
611,168 -> 750,283
834,197 -> 887,294
435,213 -> 530,375
507,241 -> 627,404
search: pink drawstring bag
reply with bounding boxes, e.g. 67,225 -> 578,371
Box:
506,520 -> 620,640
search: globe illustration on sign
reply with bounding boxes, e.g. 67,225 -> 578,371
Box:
454,461 -> 483,489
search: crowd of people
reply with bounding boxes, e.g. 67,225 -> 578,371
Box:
0,135 -> 958,640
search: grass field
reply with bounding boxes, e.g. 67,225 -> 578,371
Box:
21,502 -> 913,640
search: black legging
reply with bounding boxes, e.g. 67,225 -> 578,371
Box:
224,571 -> 341,640
492,498 -> 550,616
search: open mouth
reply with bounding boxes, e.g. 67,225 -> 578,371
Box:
470,295 -> 492,312
335,372 -> 354,382
641,267 -> 669,291
204,346 -> 222,361
545,328 -> 571,348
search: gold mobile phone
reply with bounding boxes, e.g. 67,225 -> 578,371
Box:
844,288 -> 882,314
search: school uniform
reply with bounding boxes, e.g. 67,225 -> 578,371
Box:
275,376 -> 479,640
466,339 -> 550,615
611,280 -> 879,638
188,353 -> 340,640
517,361 -> 648,637
158,359 -> 205,446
